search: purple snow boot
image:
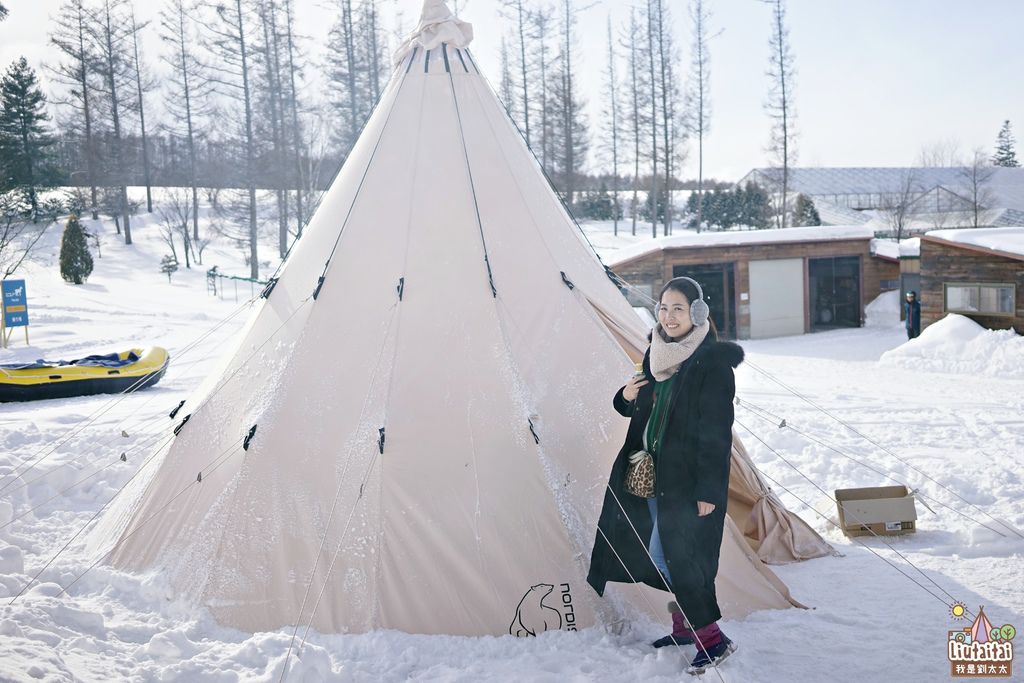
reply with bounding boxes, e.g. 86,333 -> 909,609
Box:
651,602 -> 695,648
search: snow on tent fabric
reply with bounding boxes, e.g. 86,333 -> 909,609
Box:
96,0 -> 829,636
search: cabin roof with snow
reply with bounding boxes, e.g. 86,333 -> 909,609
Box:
923,226 -> 1024,262
604,224 -> 875,268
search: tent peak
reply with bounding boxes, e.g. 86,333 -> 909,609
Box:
393,0 -> 473,68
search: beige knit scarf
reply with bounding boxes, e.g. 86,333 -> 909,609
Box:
649,322 -> 710,381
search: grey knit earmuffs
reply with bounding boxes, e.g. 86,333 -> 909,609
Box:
674,276 -> 710,327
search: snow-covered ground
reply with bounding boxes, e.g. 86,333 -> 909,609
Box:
1,209 -> 1023,682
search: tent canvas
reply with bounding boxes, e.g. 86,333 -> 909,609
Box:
96,0 -> 829,636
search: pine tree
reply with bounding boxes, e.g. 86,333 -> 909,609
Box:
59,214 -> 94,284
0,4 -> 8,22
0,57 -> 56,218
792,193 -> 820,226
992,120 -> 1019,167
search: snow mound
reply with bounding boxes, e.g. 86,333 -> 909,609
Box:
879,313 -> 1024,378
865,290 -> 902,329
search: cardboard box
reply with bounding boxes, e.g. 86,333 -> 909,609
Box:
835,485 -> 917,537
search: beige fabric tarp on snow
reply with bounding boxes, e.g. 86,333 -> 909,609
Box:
98,0 -> 824,636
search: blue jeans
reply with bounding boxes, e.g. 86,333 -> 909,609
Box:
647,497 -> 673,586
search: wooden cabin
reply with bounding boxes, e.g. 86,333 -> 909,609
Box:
919,228 -> 1024,331
607,226 -> 900,340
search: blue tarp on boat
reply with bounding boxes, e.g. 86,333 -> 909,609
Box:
0,351 -> 141,371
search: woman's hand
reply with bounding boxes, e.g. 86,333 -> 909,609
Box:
697,501 -> 716,517
622,376 -> 649,402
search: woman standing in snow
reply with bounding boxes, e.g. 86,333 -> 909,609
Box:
587,276 -> 742,675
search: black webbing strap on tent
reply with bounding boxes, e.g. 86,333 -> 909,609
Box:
463,48 -> 482,75
397,277 -> 405,301
378,427 -> 386,454
169,400 -> 186,419
455,48 -> 470,73
442,43 -> 451,73
243,425 -> 258,451
173,414 -> 191,436
560,271 -> 576,290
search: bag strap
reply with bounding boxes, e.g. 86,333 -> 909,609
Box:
643,387 -> 673,455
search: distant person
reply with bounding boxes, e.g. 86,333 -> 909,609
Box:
588,276 -> 740,676
904,291 -> 921,339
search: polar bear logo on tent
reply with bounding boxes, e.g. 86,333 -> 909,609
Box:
510,584 -> 562,636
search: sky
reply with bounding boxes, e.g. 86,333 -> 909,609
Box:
1,0 -> 1023,182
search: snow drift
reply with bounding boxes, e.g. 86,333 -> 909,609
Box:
880,313 -> 1024,379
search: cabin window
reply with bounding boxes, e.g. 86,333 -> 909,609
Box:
943,283 -> 1015,316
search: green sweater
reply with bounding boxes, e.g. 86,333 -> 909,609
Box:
645,373 -> 678,456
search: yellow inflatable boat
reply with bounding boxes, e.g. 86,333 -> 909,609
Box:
0,347 -> 170,402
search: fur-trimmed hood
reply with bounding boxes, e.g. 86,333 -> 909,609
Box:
699,339 -> 745,369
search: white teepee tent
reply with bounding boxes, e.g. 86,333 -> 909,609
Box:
99,0 -> 824,636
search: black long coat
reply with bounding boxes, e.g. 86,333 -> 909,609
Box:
904,299 -> 921,332
587,335 -> 743,630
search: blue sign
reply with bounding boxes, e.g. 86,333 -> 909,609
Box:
2,279 -> 29,328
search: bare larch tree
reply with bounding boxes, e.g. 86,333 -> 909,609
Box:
960,149 -> 996,229
49,0 -> 100,219
129,8 -> 154,213
687,0 -> 713,233
204,0 -> 261,279
160,0 -> 211,242
88,0 -> 142,244
602,15 -> 621,234
764,0 -> 796,229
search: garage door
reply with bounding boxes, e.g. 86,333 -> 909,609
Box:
748,258 -> 805,339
